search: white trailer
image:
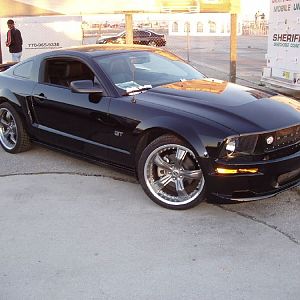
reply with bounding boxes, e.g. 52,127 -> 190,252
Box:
262,0 -> 300,97
1,16 -> 83,63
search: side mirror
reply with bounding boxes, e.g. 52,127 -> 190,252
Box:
70,80 -> 103,95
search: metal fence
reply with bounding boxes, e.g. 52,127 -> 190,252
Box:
242,20 -> 268,36
82,13 -> 268,89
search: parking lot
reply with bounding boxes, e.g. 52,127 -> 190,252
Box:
0,144 -> 300,299
1,35 -> 300,299
85,34 -> 268,88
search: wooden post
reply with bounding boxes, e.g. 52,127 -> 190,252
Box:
125,13 -> 133,44
0,28 -> 2,64
230,13 -> 237,83
186,22 -> 190,62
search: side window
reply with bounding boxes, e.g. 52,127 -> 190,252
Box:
135,31 -> 150,38
13,61 -> 33,79
144,31 -> 151,38
43,59 -> 96,88
172,22 -> 179,33
197,22 -> 204,33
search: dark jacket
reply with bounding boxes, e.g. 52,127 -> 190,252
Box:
7,28 -> 22,53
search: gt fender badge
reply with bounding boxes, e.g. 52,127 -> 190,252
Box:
114,131 -> 123,137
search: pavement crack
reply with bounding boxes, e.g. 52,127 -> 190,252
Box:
0,171 -> 138,184
1,173 -> 299,246
215,204 -> 300,246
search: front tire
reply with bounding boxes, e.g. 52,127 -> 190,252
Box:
138,135 -> 206,209
0,102 -> 31,153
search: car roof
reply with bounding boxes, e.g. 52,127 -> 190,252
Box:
44,44 -> 157,58
24,44 -> 181,65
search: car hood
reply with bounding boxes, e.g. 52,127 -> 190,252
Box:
137,78 -> 300,134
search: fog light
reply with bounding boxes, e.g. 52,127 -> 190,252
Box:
238,168 -> 259,174
216,168 -> 258,174
216,168 -> 238,174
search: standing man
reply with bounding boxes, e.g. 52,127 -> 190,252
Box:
6,19 -> 23,62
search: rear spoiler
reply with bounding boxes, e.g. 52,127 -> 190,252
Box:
0,62 -> 17,72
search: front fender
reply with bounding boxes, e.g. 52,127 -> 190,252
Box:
137,115 -> 227,158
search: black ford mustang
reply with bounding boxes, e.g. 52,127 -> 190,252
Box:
0,45 -> 300,209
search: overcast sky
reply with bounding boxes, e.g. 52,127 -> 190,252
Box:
16,0 -> 271,20
240,0 -> 270,19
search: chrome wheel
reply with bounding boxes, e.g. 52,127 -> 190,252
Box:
148,41 -> 157,47
143,143 -> 205,207
0,108 -> 18,150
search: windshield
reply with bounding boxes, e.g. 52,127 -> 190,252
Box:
94,50 -> 205,92
117,31 -> 125,37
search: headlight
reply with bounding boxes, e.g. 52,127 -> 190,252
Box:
225,139 -> 236,153
220,134 -> 258,158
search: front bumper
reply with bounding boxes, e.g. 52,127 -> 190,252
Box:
205,150 -> 300,202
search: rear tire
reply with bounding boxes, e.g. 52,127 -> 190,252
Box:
138,134 -> 206,210
0,102 -> 31,153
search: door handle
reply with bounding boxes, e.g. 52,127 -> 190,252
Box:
34,93 -> 47,99
33,93 -> 47,102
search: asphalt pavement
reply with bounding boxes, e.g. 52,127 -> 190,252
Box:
1,35 -> 300,299
0,144 -> 300,300
165,35 -> 269,88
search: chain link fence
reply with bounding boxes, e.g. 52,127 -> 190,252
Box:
81,13 -> 269,89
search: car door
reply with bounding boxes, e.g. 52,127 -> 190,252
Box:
111,99 -> 142,167
30,57 -> 111,160
134,30 -> 151,45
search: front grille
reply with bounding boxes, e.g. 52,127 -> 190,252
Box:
260,124 -> 300,153
267,142 -> 300,160
217,125 -> 300,164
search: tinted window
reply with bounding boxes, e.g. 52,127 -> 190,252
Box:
43,59 -> 95,88
13,61 -> 33,79
117,31 -> 125,38
135,31 -> 150,38
95,50 -> 205,88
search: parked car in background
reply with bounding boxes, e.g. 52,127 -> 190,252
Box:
97,29 -> 166,47
0,45 -> 300,210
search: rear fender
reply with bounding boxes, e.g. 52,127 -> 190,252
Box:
0,88 -> 21,107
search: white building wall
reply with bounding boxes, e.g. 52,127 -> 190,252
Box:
169,13 -> 242,36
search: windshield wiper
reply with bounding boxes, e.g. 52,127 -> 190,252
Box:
124,84 -> 152,95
